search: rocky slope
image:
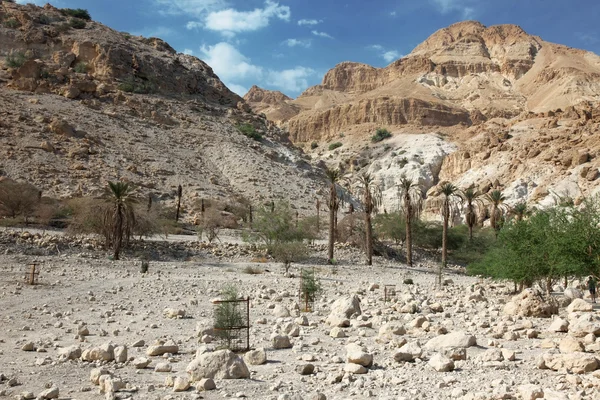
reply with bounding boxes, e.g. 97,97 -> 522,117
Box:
246,21 -> 600,212
0,2 -> 327,216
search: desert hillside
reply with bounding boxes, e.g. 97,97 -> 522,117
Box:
0,1 -> 327,216
245,21 -> 600,212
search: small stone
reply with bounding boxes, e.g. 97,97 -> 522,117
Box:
296,363 -> 314,375
196,378 -> 216,391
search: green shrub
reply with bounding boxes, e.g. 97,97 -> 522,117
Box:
56,23 -> 71,33
403,278 -> 414,285
237,123 -> 262,141
37,14 -> 51,25
299,268 -> 321,311
328,142 -> 342,151
117,77 -> 156,94
213,285 -> 245,350
61,8 -> 91,20
242,265 -> 263,274
5,50 -> 26,68
69,18 -> 86,29
372,127 -> 392,143
74,62 -> 88,73
310,141 -> 318,149
4,17 -> 19,29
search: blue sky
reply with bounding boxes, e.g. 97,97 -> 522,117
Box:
17,0 -> 600,98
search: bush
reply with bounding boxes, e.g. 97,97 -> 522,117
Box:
37,14 -> 51,25
74,62 -> 88,73
328,142 -> 342,151
197,209 -> 222,243
237,123 -> 262,141
4,17 -> 19,28
5,50 -> 26,68
61,8 -> 91,20
372,127 -> 392,143
270,241 -> 309,273
242,265 -> 263,274
310,141 -> 318,149
117,77 -> 156,94
68,18 -> 86,29
0,179 -> 40,223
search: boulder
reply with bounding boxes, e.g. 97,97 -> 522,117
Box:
271,334 -> 292,349
518,384 -> 544,400
564,288 -> 583,299
244,348 -> 267,365
346,343 -> 373,367
186,349 -> 250,380
559,336 -> 585,353
393,342 -> 422,362
326,295 -> 361,327
272,305 -> 290,318
540,352 -> 599,374
81,343 -> 114,362
548,317 -> 569,333
569,313 -> 600,337
164,308 -> 186,318
424,331 -> 477,351
567,298 -> 593,313
58,345 -> 81,360
503,289 -> 558,318
378,322 -> 406,338
196,377 -> 216,391
343,363 -> 367,374
146,340 -> 179,356
173,376 -> 190,392
428,353 -> 455,372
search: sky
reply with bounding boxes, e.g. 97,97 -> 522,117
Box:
16,0 -> 600,98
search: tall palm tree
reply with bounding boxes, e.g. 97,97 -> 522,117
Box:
175,184 -> 183,222
359,173 -> 382,266
104,181 -> 137,260
325,168 -> 340,264
439,182 -> 462,285
397,176 -> 422,266
463,186 -> 483,241
485,189 -> 506,236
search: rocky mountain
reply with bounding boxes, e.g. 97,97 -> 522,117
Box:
0,1 -> 327,216
246,21 -> 600,212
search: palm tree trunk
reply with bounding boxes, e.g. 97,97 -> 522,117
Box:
365,212 -> 373,266
405,201 -> 413,267
440,205 -> 449,286
328,189 -> 335,264
113,204 -> 123,260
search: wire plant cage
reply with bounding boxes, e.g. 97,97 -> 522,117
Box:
298,267 -> 321,312
212,296 -> 250,353
384,284 -> 396,302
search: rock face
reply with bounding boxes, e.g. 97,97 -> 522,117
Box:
186,349 -> 250,380
244,20 -> 600,213
503,289 -> 558,318
0,2 -> 327,212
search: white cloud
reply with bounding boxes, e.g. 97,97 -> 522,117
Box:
298,19 -> 321,26
267,67 -> 316,93
368,44 -> 402,63
382,50 -> 400,62
283,38 -> 311,48
134,26 -> 175,39
200,42 -> 263,83
204,0 -> 290,36
186,21 -> 203,30
228,83 -> 248,96
431,0 -> 476,19
154,0 -> 225,17
311,30 -> 333,39
368,44 -> 384,51
183,48 -> 194,55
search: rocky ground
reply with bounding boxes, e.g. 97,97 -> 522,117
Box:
1,231 -> 600,400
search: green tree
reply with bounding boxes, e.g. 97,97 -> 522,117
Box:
511,201 -> 531,221
358,173 -> 382,266
104,181 -> 137,260
438,182 -> 462,285
463,186 -> 483,241
485,189 -> 507,236
397,176 -> 422,266
0,179 -> 40,223
326,168 -> 340,264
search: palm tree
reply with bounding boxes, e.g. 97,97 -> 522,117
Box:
359,173 -> 382,266
512,201 -> 530,221
485,189 -> 506,236
175,184 -> 183,222
104,181 -> 137,260
325,168 -> 340,264
463,186 -> 483,241
439,182 -> 462,285
397,176 -> 422,266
